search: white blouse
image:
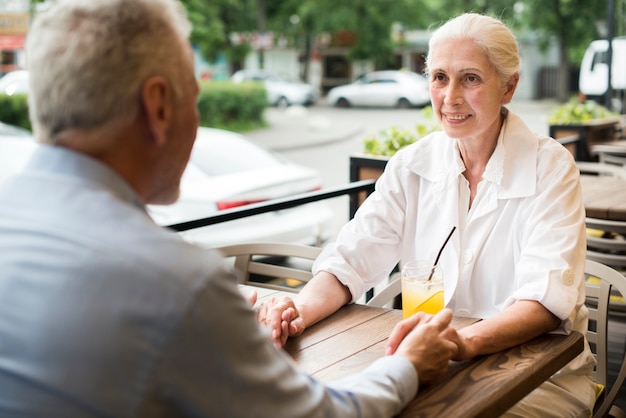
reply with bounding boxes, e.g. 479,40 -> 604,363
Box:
314,109 -> 588,336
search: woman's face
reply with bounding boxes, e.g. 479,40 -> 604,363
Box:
428,38 -> 518,143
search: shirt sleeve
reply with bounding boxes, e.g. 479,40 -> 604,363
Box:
155,262 -> 418,418
506,143 -> 587,331
313,152 -> 411,302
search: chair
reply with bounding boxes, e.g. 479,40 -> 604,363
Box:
586,218 -> 626,274
585,259 -> 626,418
577,161 -> 626,179
213,242 -> 321,293
366,273 -> 402,308
590,143 -> 626,168
599,153 -> 626,168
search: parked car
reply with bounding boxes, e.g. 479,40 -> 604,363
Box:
327,70 -> 431,109
231,69 -> 317,107
0,122 -> 37,180
0,70 -> 29,96
0,124 -> 332,248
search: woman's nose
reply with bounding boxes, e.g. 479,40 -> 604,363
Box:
443,81 -> 463,105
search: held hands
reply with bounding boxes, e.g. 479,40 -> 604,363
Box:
387,309 -> 459,384
255,296 -> 305,348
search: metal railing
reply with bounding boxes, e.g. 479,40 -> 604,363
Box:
166,179 -> 376,232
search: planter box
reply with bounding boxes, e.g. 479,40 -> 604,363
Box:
349,154 -> 390,218
349,153 -> 397,304
550,117 -> 621,161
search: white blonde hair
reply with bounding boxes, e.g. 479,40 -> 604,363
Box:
425,13 -> 520,84
27,0 -> 191,140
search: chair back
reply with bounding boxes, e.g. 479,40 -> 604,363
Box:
577,161 -> 626,179
366,273 -> 402,308
584,259 -> 626,418
586,218 -> 626,272
213,242 -> 322,293
599,152 -> 626,168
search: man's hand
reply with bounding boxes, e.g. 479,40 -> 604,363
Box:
255,296 -> 306,348
388,309 -> 459,384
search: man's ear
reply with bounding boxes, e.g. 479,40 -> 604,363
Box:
141,76 -> 173,147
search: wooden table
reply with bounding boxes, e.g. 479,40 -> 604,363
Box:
550,117 -> 622,161
581,174 -> 626,221
244,286 -> 584,418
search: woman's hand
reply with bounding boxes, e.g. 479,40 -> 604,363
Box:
255,296 -> 306,348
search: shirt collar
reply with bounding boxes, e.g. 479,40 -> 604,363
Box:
406,108 -> 538,198
25,144 -> 146,210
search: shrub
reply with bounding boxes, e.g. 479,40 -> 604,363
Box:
549,98 -> 619,125
0,94 -> 30,131
0,82 -> 268,134
362,106 -> 441,156
197,81 -> 267,131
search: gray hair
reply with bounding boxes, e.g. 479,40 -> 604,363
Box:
27,0 -> 192,140
425,13 -> 519,85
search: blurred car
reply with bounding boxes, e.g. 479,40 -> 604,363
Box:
150,127 -> 332,247
0,122 -> 37,180
0,121 -> 31,137
231,69 -> 316,107
326,70 -> 431,109
0,124 -> 332,248
0,70 -> 29,96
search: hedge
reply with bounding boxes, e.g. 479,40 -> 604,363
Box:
0,94 -> 30,131
0,81 -> 267,133
197,81 -> 267,131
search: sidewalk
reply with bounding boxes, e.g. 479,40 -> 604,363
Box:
244,105 -> 364,151
245,99 -> 560,152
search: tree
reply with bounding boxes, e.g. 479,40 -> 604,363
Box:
514,0 -> 605,102
179,0 -> 255,73
265,0 -> 425,80
416,0 -> 610,102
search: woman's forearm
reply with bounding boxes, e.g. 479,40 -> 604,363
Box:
456,300 -> 561,360
295,271 -> 352,328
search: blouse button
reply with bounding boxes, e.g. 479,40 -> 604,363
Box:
562,269 -> 575,286
463,249 -> 473,264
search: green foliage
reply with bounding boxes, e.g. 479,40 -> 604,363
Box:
267,0 -> 425,68
549,98 -> 620,125
180,0 -> 255,68
0,85 -> 267,134
197,81 -> 267,131
362,106 -> 441,156
516,0 -> 605,64
0,94 -> 31,131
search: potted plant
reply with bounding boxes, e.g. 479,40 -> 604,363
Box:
548,98 -> 621,161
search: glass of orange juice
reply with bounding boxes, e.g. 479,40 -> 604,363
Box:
401,261 -> 444,318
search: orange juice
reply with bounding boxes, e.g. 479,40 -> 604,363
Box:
401,276 -> 444,318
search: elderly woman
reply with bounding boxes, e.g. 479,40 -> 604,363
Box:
258,13 -> 595,416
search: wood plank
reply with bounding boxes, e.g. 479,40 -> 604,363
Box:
310,314 -> 481,383
286,304 -> 389,353
581,176 -> 626,221
399,332 -> 584,418
288,311 -> 400,375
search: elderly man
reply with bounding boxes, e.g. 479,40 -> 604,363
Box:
0,0 -> 457,416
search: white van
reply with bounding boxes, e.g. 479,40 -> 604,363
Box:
579,38 -> 626,110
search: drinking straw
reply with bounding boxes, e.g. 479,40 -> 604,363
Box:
427,226 -> 457,281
